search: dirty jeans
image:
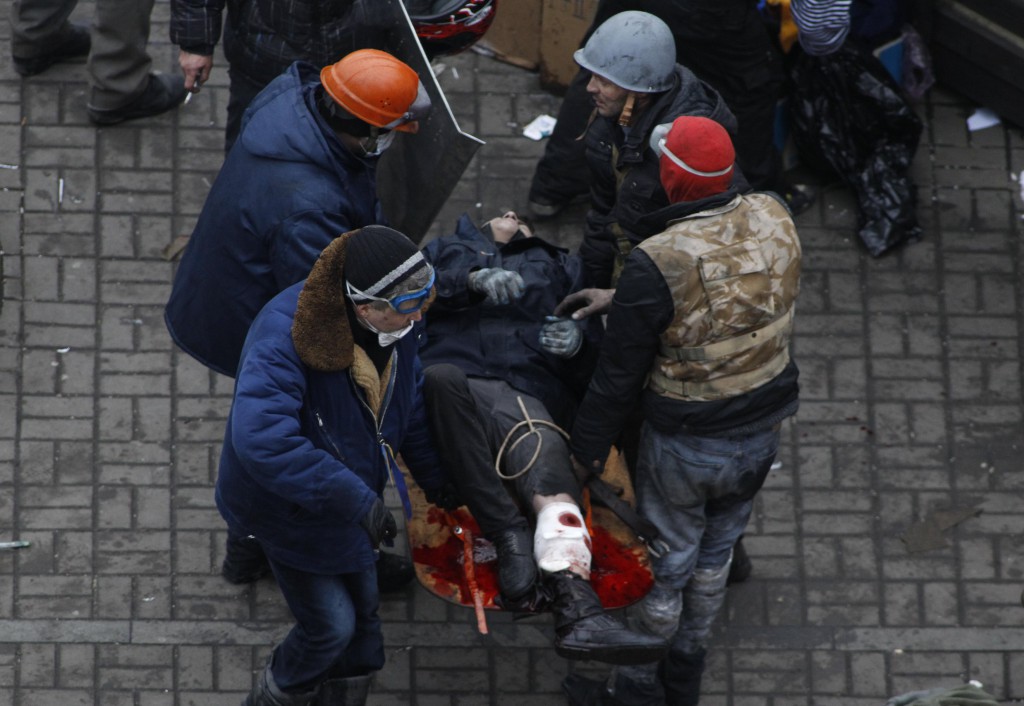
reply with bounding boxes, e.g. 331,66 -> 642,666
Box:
612,422 -> 780,705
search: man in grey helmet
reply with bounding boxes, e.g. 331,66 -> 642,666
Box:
527,1 -> 816,223
568,10 -> 742,291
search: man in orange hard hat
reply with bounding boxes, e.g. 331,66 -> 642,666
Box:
167,47 -> 429,385
164,48 -> 431,604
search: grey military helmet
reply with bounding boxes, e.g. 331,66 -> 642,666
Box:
574,11 -> 677,93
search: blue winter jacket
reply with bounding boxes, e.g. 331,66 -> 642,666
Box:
164,61 -> 383,377
215,235 -> 444,574
419,214 -> 603,429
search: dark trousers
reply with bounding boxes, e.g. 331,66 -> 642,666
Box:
673,5 -> 786,192
224,66 -> 268,155
11,0 -> 156,110
422,364 -> 581,537
266,554 -> 384,693
528,68 -> 594,204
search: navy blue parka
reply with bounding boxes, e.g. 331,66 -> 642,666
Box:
164,62 -> 382,376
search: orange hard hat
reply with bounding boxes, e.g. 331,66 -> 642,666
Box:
320,49 -> 430,133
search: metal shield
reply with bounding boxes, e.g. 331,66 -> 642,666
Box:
343,0 -> 485,243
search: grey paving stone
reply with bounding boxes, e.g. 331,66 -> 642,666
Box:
2,17 -> 1024,705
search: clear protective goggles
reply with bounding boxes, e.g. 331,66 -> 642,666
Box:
345,266 -> 436,314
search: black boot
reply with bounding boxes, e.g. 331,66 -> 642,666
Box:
727,536 -> 752,585
491,525 -> 538,601
376,550 -> 414,593
548,571 -> 668,665
223,533 -> 271,584
562,674 -> 624,706
13,22 -> 91,77
562,671 -> 665,706
242,664 -> 316,706
313,674 -> 371,706
87,73 -> 187,126
659,649 -> 706,706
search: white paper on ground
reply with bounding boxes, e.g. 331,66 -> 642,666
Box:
967,107 -> 1001,132
523,114 -> 557,140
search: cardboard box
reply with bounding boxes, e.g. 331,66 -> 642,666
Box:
539,0 -> 599,90
477,0 -> 542,70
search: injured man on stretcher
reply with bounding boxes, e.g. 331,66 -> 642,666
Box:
417,211 -> 667,665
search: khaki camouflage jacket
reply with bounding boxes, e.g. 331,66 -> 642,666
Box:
570,190 -> 802,470
640,192 -> 801,402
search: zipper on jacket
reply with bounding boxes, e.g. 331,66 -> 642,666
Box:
314,410 -> 345,461
352,351 -> 412,518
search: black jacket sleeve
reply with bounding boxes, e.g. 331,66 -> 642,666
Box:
570,248 -> 673,469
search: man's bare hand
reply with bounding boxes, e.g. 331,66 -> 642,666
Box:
570,455 -> 594,486
554,288 -> 614,320
179,50 -> 213,92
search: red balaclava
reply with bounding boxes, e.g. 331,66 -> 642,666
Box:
657,116 -> 735,203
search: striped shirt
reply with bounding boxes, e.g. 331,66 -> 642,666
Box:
790,0 -> 853,56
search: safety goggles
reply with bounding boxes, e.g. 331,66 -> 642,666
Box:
346,266 -> 436,314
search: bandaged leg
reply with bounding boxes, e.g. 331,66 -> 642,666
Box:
534,501 -> 592,578
536,500 -> 667,666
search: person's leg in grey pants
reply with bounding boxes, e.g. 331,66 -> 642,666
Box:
10,0 -> 91,77
87,0 -> 155,111
10,0 -> 78,56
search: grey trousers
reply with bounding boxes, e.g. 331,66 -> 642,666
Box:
10,0 -> 155,110
422,364 -> 582,538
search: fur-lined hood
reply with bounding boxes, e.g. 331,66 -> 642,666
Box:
291,231 -> 358,372
291,230 -> 397,415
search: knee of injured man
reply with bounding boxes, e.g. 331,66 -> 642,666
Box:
534,501 -> 592,578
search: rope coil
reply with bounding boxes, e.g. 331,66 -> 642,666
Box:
494,396 -> 569,480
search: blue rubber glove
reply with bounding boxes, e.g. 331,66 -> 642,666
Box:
468,268 -> 525,305
539,315 -> 582,357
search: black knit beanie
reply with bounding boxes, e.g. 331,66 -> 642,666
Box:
345,225 -> 428,298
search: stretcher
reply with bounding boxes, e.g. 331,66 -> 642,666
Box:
400,448 -> 654,631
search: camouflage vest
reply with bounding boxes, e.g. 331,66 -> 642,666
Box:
638,193 -> 801,402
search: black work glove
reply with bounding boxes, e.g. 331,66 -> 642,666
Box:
360,498 -> 398,549
424,482 -> 463,511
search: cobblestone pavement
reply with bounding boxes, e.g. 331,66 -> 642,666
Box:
2,3 -> 1024,705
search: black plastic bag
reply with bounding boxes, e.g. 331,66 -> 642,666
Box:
789,42 -> 923,256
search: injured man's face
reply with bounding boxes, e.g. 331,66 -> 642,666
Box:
487,211 -> 533,244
